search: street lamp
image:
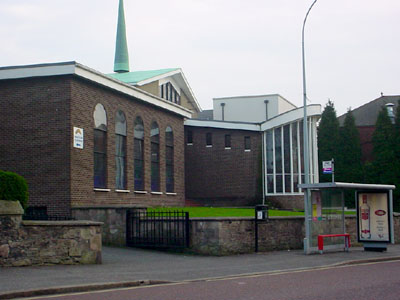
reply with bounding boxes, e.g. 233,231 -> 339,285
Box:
302,0 -> 318,254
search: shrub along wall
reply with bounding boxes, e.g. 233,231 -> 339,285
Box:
0,200 -> 103,267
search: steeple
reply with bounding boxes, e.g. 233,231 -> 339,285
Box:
114,0 -> 130,73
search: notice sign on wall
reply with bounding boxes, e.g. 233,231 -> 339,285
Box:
357,192 -> 390,243
73,127 -> 84,149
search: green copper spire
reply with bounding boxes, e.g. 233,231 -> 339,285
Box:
114,0 -> 130,73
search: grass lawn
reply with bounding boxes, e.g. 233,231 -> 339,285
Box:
147,206 -> 304,218
147,207 -> 357,218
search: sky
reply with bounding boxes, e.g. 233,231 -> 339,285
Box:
0,0 -> 399,116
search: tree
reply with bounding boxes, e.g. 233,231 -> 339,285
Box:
337,109 -> 363,183
371,106 -> 398,185
317,100 -> 340,182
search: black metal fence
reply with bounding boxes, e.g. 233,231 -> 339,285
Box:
126,209 -> 190,249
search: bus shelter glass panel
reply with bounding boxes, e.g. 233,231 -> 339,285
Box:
309,189 -> 345,249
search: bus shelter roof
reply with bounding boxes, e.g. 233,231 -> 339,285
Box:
298,182 -> 395,190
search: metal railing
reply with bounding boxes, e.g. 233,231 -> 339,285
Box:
126,209 -> 190,249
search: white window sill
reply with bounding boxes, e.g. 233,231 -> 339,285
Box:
206,145 -> 212,148
151,192 -> 163,195
166,192 -> 177,196
134,190 -> 148,194
187,143 -> 193,146
93,188 -> 111,192
244,149 -> 251,152
225,147 -> 231,150
115,189 -> 130,193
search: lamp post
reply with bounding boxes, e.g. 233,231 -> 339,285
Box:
302,0 -> 318,254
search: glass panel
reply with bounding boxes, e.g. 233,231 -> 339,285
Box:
94,103 -> 107,130
115,135 -> 126,189
284,125 -> 290,174
187,130 -> 193,144
266,130 -> 273,174
151,143 -> 159,162
151,122 -> 159,143
134,159 -> 144,190
166,165 -> 174,193
206,133 -> 212,146
274,127 -> 282,174
115,110 -> 126,136
267,175 -> 274,194
225,134 -> 231,148
276,174 -> 283,193
285,175 -> 291,193
94,153 -> 106,188
293,174 -> 299,193
151,162 -> 160,192
245,136 -> 251,150
166,126 -> 173,146
292,122 -> 299,192
94,130 -> 106,153
134,117 -> 144,139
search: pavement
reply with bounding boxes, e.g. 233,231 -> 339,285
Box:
1,245 -> 400,299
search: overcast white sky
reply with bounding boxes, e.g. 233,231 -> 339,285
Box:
1,0 -> 399,115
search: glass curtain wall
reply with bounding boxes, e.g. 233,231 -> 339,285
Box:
265,117 -> 317,195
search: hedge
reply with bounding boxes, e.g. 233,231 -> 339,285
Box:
0,170 -> 29,208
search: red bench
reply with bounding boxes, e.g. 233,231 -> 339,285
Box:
318,234 -> 351,254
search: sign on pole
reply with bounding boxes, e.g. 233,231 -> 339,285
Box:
322,160 -> 333,174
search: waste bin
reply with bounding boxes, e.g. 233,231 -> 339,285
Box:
255,204 -> 268,220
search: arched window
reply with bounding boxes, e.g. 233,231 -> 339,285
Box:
150,122 -> 160,192
165,126 -> 174,192
93,104 -> 107,188
134,116 -> 144,191
115,110 -> 127,189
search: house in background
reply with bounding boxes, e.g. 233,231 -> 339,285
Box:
185,95 -> 321,209
338,95 -> 400,163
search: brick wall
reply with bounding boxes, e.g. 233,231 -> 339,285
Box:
0,75 -> 186,218
185,126 -> 262,206
0,76 -> 72,217
70,77 -> 185,209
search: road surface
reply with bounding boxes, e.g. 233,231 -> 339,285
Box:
24,260 -> 400,300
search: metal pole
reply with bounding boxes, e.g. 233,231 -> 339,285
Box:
262,131 -> 266,205
302,0 -> 318,254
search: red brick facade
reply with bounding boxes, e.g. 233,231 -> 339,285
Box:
185,126 -> 262,206
0,75 -> 186,217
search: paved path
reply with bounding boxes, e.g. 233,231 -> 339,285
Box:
1,245 -> 400,299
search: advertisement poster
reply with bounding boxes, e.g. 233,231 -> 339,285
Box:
357,192 -> 390,243
311,190 -> 322,221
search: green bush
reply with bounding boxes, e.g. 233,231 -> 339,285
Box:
0,170 -> 29,208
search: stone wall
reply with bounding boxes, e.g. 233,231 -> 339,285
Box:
189,214 -> 400,255
0,201 -> 102,267
72,206 -> 146,246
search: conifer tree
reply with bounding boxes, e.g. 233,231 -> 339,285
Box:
371,106 -> 397,186
317,100 -> 340,182
337,109 -> 362,183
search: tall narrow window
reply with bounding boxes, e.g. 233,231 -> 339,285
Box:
225,134 -> 231,148
244,136 -> 251,151
206,132 -> 212,146
134,117 -> 145,191
115,110 -> 127,190
150,122 -> 160,192
165,126 -> 174,193
93,104 -> 107,188
275,127 -> 283,193
187,130 -> 193,144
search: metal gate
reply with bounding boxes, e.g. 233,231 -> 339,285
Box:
126,209 -> 190,249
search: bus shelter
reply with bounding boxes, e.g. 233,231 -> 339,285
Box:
299,182 -> 395,254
